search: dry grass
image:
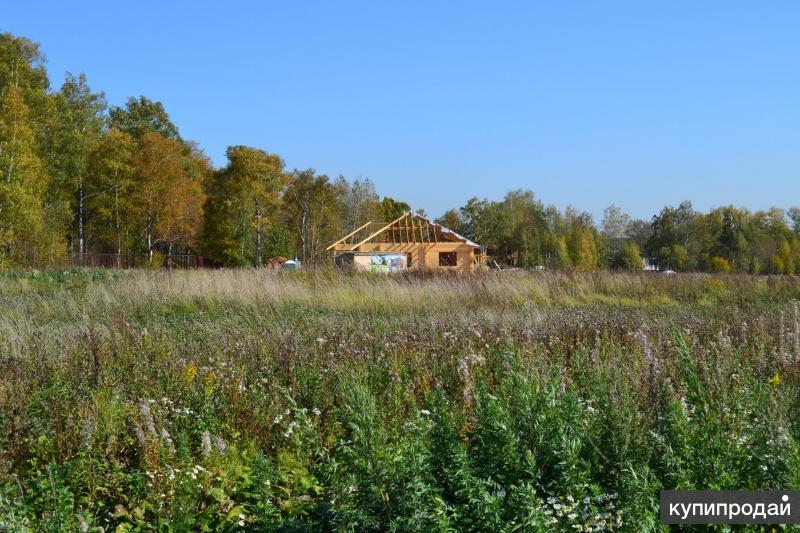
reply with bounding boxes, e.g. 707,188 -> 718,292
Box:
1,269 -> 799,530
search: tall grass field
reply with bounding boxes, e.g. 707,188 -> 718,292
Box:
1,270 -> 799,531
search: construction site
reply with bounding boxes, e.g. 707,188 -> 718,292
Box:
327,211 -> 485,273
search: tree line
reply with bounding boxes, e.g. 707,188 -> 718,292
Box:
437,194 -> 800,273
1,32 -> 799,273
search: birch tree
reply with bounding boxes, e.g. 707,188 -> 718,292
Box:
283,169 -> 339,266
50,73 -> 105,256
0,86 -> 49,265
85,128 -> 135,264
130,133 -> 202,265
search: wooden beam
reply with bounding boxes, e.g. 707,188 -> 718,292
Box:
332,242 -> 474,252
350,213 -> 409,250
352,242 -> 469,252
413,213 -> 425,243
327,221 -> 372,250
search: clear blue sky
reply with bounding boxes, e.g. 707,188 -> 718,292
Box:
5,1 -> 800,220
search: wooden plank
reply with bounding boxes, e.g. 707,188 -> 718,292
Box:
350,213 -> 408,250
352,242 -> 473,253
353,243 -> 417,252
326,221 -> 372,250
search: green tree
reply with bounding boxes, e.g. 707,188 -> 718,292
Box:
0,33 -> 49,94
564,207 -> 600,270
0,86 -> 50,265
771,240 -> 794,275
627,219 -> 652,251
788,208 -> 800,235
709,256 -> 732,273
0,33 -> 64,264
646,201 -> 697,270
0,33 -> 52,140
501,190 -> 548,267
742,208 -> 791,274
334,176 -> 381,233
232,146 -> 284,265
109,96 -> 179,140
792,238 -> 800,274
704,207 -> 750,271
85,128 -> 136,262
619,240 -> 643,270
435,209 -> 464,234
458,197 -> 505,261
568,226 -> 600,270
283,169 -> 340,266
544,234 -> 571,268
380,196 -> 411,221
49,73 -> 106,256
658,244 -> 689,271
261,222 -> 292,259
201,146 -> 285,266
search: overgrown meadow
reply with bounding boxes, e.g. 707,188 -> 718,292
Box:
1,270 -> 799,531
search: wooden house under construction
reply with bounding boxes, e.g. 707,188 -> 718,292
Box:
327,212 -> 483,273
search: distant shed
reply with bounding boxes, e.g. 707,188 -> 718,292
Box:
264,256 -> 289,270
327,211 -> 483,273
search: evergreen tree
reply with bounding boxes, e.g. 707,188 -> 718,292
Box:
380,196 -> 411,221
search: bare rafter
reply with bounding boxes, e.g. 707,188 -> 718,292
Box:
326,221 -> 373,250
349,212 -> 409,250
328,211 -> 480,251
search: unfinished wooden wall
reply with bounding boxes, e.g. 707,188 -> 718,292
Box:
334,243 -> 476,272
418,245 -> 474,273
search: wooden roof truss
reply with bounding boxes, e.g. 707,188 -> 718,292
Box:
327,212 -> 479,251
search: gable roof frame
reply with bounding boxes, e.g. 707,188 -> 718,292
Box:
328,211 -> 480,251
410,211 -> 479,248
349,212 -> 410,251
